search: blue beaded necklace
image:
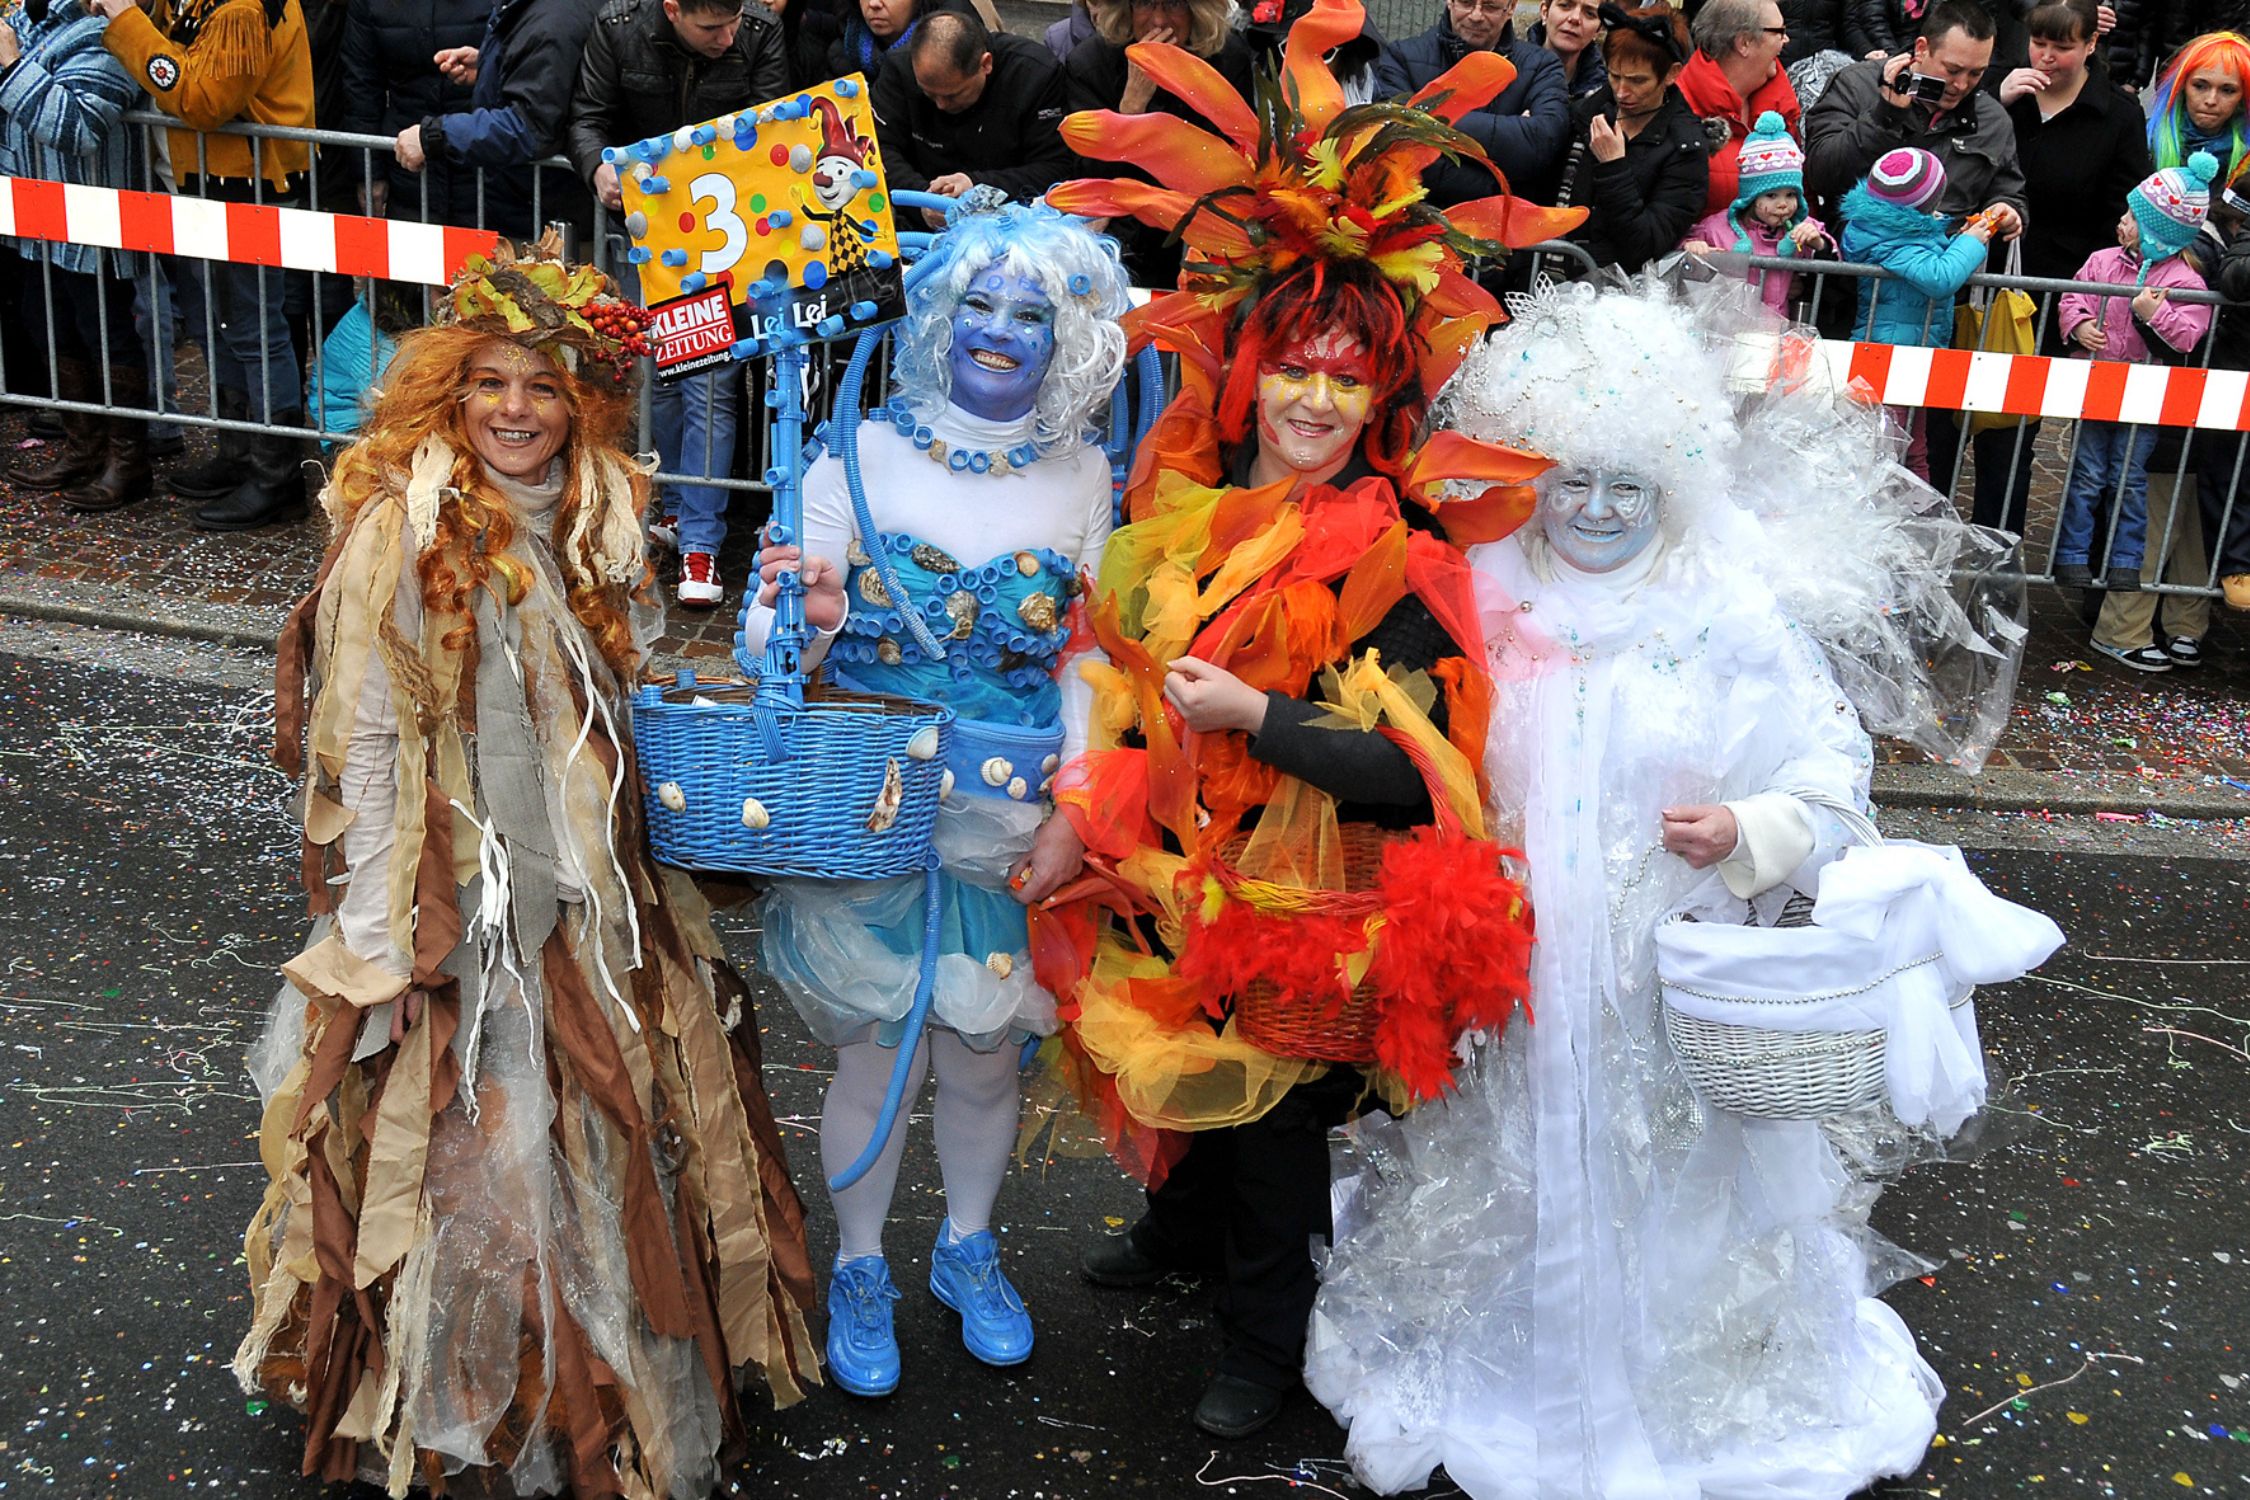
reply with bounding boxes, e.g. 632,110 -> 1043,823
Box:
868,398 -> 1040,477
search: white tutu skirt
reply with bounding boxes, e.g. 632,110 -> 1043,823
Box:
759,791 -> 1057,1053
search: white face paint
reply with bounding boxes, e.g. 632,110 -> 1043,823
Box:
1537,465 -> 1662,573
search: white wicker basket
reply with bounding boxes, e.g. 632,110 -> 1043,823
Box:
1660,985 -> 1972,1121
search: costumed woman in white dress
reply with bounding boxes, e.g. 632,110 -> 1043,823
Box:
1305,277 -> 2051,1499
743,193 -> 1131,1397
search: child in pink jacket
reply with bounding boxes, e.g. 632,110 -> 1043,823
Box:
2053,152 -> 2220,607
1681,111 -> 1829,316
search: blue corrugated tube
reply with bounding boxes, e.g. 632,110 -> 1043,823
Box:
826,860 -> 945,1192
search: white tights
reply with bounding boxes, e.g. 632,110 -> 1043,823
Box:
819,1030 -> 1021,1262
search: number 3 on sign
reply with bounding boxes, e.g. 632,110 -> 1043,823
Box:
690,171 -> 748,277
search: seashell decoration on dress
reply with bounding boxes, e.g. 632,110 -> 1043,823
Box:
905,725 -> 940,760
741,796 -> 771,830
865,757 -> 905,833
912,542 -> 965,574
657,781 -> 687,812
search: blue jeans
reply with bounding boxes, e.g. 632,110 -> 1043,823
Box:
2058,420 -> 2160,569
619,262 -> 744,555
178,176 -> 303,421
649,361 -> 743,555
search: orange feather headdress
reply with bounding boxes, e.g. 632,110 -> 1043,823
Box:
1049,0 -> 1584,535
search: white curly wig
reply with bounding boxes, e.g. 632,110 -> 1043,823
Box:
890,195 -> 1132,459
1432,278 -> 1743,539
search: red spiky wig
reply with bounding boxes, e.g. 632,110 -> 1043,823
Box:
1213,256 -> 1420,477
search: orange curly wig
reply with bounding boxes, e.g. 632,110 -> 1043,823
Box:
323,323 -> 651,685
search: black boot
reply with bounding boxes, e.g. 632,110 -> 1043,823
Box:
62,409 -> 152,514
192,417 -> 307,531
1193,1374 -> 1287,1439
10,357 -> 102,491
167,387 -> 251,500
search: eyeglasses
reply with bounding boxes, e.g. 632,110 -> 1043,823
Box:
1760,25 -> 1789,35
1449,0 -> 1512,14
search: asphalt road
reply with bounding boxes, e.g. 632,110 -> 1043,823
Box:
0,629 -> 2244,1500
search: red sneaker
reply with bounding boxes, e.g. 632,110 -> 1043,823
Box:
678,550 -> 723,608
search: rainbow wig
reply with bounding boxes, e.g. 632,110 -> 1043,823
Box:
2149,32 -> 2250,176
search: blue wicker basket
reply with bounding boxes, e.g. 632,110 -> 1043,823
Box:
635,671 -> 952,879
631,291 -> 956,880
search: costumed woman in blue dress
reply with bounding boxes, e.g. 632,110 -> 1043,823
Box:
741,193 -> 1130,1397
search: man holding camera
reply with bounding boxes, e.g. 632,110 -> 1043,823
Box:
1804,0 -> 2027,234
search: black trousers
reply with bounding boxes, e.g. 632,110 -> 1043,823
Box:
1135,1068 -> 1367,1391
17,258 -> 140,371
2193,429 -> 2250,578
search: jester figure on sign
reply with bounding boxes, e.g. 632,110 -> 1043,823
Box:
798,95 -> 886,285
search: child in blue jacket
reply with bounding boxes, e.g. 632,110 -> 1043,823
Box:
1840,147 -> 1998,481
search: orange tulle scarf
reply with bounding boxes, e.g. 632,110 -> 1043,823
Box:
1026,393 -> 1535,1179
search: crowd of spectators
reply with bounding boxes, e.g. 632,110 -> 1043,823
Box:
8,0 -> 2250,636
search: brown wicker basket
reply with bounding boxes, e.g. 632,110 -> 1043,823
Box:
1225,823 -> 1397,1064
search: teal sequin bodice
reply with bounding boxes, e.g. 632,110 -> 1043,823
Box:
827,532 -> 1078,725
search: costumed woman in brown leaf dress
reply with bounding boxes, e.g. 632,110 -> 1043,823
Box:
233,238 -> 819,1498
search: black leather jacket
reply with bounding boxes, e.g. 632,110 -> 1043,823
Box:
869,32 -> 1074,200
567,0 -> 791,184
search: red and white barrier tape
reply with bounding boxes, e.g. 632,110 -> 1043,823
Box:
0,175 -> 497,287
1748,335 -> 2250,432
0,192 -> 2238,431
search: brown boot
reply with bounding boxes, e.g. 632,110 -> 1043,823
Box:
10,356 -> 102,491
62,412 -> 151,514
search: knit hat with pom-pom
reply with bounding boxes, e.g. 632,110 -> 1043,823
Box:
2130,149 -> 2220,274
1732,111 -> 1805,206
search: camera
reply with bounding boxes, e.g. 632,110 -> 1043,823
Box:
1888,55 -> 1951,104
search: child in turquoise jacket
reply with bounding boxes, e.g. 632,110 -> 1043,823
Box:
1839,147 -> 1998,480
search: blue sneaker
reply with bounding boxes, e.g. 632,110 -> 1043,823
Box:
825,1256 -> 901,1397
928,1223 -> 1034,1367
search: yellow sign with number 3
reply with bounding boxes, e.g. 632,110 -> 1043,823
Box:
620,75 -> 906,355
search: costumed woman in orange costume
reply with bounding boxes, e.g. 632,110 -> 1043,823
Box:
1021,0 -> 1583,1438
234,238 -> 819,1497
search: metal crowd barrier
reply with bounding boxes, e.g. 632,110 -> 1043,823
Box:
3,108 -> 2241,604
1722,251 -> 2244,600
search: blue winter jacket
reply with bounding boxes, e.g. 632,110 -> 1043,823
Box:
434,0 -> 600,168
1839,184 -> 1989,348
0,7 -> 143,278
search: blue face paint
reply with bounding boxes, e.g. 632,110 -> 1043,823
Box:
1539,467 -> 1662,573
947,266 -> 1056,422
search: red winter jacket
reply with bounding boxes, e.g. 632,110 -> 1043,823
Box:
1674,51 -> 1801,219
